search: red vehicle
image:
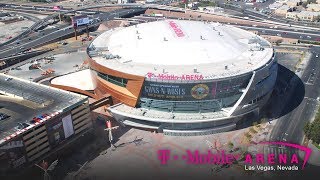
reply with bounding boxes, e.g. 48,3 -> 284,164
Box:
42,113 -> 50,118
32,117 -> 41,123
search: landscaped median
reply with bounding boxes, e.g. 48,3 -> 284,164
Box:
298,40 -> 320,46
303,106 -> 320,149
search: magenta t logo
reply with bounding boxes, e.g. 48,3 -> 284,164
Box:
259,141 -> 312,169
158,149 -> 170,165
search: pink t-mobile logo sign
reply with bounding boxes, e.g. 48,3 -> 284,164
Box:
157,142 -> 312,170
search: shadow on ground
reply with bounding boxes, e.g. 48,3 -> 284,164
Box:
236,64 -> 305,129
4,113 -> 131,180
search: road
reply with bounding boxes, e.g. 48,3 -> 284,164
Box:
223,2 -> 320,28
264,47 -> 320,177
0,3 -> 143,48
0,8 -> 146,58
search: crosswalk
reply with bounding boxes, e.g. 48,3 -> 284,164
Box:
265,145 -> 297,161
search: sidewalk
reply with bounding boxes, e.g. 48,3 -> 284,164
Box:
298,141 -> 320,166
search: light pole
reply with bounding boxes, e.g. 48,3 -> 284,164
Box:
104,120 -> 119,149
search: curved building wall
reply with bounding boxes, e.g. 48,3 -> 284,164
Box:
88,57 -> 145,107
139,73 -> 252,113
229,52 -> 277,116
87,50 -> 277,135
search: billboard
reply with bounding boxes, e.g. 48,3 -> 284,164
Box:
53,6 -> 62,10
72,15 -> 89,27
142,81 -> 216,101
62,114 -> 74,139
141,75 -> 251,101
76,17 -> 89,26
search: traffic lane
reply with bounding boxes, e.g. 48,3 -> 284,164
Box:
269,77 -> 304,141
0,24 -> 94,58
269,50 -> 316,141
289,98 -> 318,143
232,21 -> 317,32
0,8 -> 144,57
270,49 -> 320,144
0,25 -> 71,52
236,26 -> 320,40
266,54 -> 318,166
3,5 -> 98,15
0,5 -> 105,47
0,26 -> 73,54
283,98 -> 309,143
229,4 -> 320,28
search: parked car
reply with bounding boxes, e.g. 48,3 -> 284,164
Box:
5,77 -> 13,81
0,113 -> 10,121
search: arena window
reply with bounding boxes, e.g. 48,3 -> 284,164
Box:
97,72 -> 128,87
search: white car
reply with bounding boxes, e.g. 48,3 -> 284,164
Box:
316,54 -> 319,58
5,77 -> 13,81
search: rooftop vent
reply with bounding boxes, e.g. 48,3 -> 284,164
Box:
200,35 -> 205,40
225,65 -> 228,70
248,36 -> 260,44
193,68 -> 198,73
162,69 -> 167,73
136,30 -> 139,34
137,35 -> 141,40
122,60 -> 132,63
163,37 -> 168,41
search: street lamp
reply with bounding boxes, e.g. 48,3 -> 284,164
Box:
104,120 -> 119,149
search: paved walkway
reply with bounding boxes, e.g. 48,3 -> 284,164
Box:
307,141 -> 320,166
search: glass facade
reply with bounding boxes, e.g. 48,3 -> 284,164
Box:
97,72 -> 128,87
139,73 -> 252,113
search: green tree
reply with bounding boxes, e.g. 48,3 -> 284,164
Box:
228,141 -> 234,149
249,127 -> 257,134
304,108 -> 320,144
304,122 -> 311,137
275,39 -> 283,46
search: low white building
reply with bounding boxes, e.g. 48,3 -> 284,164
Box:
118,0 -> 135,3
285,0 -> 302,7
269,2 -> 283,10
198,6 -> 224,13
187,2 -> 199,8
307,3 -> 320,12
275,5 -> 292,16
286,10 -> 320,21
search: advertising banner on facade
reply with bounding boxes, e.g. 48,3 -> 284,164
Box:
141,81 -> 218,101
62,114 -> 74,139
